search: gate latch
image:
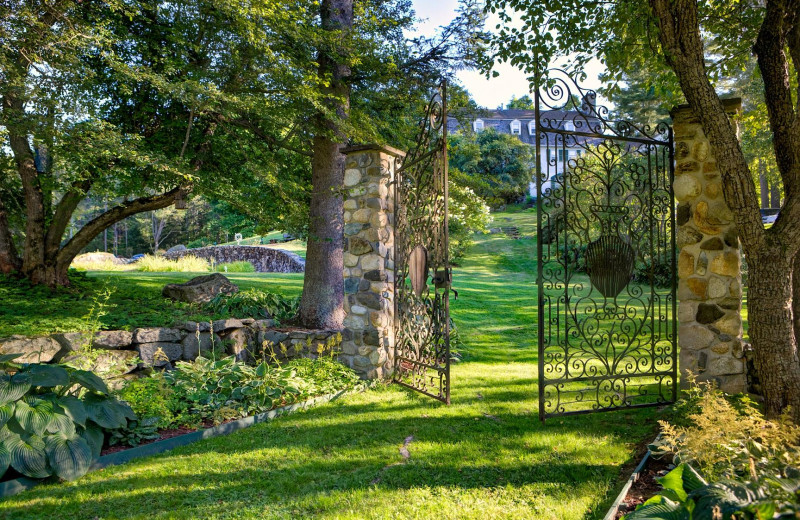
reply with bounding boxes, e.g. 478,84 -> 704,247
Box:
433,268 -> 458,300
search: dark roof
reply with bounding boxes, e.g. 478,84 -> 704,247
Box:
448,109 -> 596,146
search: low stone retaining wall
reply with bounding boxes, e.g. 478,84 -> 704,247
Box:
0,323 -> 341,389
163,245 -> 305,273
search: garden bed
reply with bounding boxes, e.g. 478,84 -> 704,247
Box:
0,385 -> 365,499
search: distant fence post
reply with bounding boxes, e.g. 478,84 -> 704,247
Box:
671,99 -> 747,393
339,145 -> 404,379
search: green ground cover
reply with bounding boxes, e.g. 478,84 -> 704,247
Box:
0,209 -> 662,519
0,272 -> 303,337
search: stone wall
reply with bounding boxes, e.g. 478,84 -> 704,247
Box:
671,99 -> 747,393
339,145 -> 403,379
0,323 -> 340,389
164,245 -> 305,273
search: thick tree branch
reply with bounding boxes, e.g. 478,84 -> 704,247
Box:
228,117 -> 313,157
44,178 -> 93,259
56,188 -> 180,266
754,0 -> 800,212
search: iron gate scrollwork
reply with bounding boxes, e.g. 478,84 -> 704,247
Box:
535,69 -> 678,420
393,80 -> 451,404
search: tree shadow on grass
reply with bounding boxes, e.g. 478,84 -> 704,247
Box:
0,390 -> 658,520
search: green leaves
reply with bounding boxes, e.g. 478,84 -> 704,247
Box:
57,396 -> 88,428
44,434 -> 93,481
0,372 -> 32,405
0,361 -> 137,482
83,393 -> 129,430
658,463 -> 707,503
70,370 -> 110,394
15,398 -> 55,437
6,432 -> 49,479
25,365 -> 69,388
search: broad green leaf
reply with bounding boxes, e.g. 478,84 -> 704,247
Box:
15,398 -> 54,436
46,412 -> 76,437
0,354 -> 23,364
84,394 -> 126,430
624,496 -> 690,520
680,463 -> 707,493
6,432 -> 50,479
44,433 -> 92,481
80,425 -> 104,460
117,400 -> 136,421
57,396 -> 87,428
657,463 -> 707,503
70,370 -> 109,394
0,372 -> 31,405
691,480 -> 754,519
0,402 -> 15,429
24,365 -> 69,388
0,436 -> 11,479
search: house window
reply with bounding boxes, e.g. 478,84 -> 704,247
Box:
528,121 -> 536,135
564,120 -> 575,131
510,119 -> 521,135
557,150 -> 569,162
473,119 -> 484,132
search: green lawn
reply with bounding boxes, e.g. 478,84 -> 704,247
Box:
0,209 -> 661,519
0,272 -> 303,337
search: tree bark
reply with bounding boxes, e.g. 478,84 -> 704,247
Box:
749,251 -> 800,419
0,196 -> 20,273
297,0 -> 352,329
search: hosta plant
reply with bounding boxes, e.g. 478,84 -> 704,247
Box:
0,354 -> 133,481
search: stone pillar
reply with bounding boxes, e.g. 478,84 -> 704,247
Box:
671,99 -> 747,393
339,144 -> 404,379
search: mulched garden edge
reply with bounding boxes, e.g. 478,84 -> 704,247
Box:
602,435 -> 660,520
0,383 -> 369,499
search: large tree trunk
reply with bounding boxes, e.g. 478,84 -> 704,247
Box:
0,197 -> 21,274
749,251 -> 800,420
297,0 -> 353,329
650,0 -> 800,420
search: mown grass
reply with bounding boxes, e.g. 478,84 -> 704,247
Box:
0,209 -> 661,519
0,272 -> 303,337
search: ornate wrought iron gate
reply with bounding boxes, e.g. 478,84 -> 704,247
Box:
393,80 -> 452,404
534,70 -> 678,420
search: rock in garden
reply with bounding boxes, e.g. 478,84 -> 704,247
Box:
213,318 -> 244,332
0,335 -> 65,363
225,328 -> 255,362
181,332 -> 221,360
162,273 -> 238,303
62,350 -> 139,375
180,321 -> 212,332
136,342 -> 182,366
51,332 -> 92,353
93,330 -> 134,349
166,244 -> 187,253
133,327 -> 181,343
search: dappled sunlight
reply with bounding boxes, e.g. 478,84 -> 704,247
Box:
0,210 -> 662,520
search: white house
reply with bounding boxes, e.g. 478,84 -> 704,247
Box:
448,109 -> 597,197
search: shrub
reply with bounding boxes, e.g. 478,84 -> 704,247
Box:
206,289 -> 299,323
653,379 -> 800,482
135,255 -> 210,272
627,380 -> 800,519
115,377 -> 178,429
70,253 -> 128,272
0,355 -> 132,481
215,261 -> 255,273
162,354 -> 359,423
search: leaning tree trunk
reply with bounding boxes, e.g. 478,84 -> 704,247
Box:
297,0 -> 352,329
